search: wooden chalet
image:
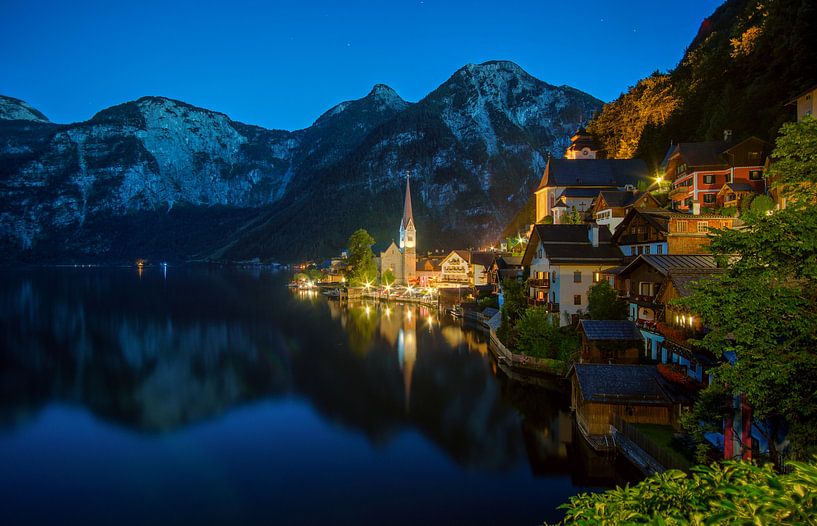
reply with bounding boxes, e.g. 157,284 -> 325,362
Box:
611,207 -> 738,257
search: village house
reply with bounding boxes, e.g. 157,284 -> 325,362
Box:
439,250 -> 471,285
663,135 -> 771,212
577,320 -> 644,365
613,254 -> 721,384
534,158 -> 651,224
488,254 -> 523,287
569,364 -> 689,449
415,256 -> 442,287
589,190 -> 662,235
611,207 -> 737,256
521,224 -> 623,326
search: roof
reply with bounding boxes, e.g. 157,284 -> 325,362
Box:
611,208 -> 735,244
522,224 -> 623,265
561,187 -> 606,198
579,320 -> 644,341
401,176 -> 414,229
416,257 -> 442,272
495,255 -> 523,268
470,251 -> 495,267
536,158 -> 650,191
597,190 -> 639,208
442,250 -> 471,265
532,224 -> 613,244
619,254 -> 718,277
672,141 -> 730,168
722,182 -> 755,193
571,364 -> 684,405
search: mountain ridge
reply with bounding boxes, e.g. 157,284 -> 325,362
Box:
0,60 -> 602,263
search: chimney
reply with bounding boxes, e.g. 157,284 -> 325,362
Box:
723,129 -> 733,142
589,224 -> 599,247
692,200 -> 701,216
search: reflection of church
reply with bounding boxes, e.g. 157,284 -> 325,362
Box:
380,176 -> 417,285
397,308 -> 416,412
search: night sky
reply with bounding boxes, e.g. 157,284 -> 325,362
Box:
1,0 -> 723,130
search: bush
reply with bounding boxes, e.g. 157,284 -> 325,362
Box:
551,459 -> 817,525
587,281 -> 628,320
720,206 -> 739,217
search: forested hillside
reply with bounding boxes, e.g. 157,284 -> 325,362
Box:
587,0 -> 817,168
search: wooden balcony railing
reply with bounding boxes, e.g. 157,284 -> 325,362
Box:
528,279 -> 550,288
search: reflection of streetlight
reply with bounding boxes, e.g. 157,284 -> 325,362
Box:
407,309 -> 412,320
385,306 -> 391,317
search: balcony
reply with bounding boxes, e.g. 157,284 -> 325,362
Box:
655,322 -> 695,344
528,279 -> 550,288
669,186 -> 691,198
628,293 -> 658,306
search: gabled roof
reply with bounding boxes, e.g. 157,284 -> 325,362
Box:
495,255 -> 523,268
579,320 -> 644,341
571,364 -> 685,405
721,182 -> 755,193
618,254 -> 718,278
561,187 -> 606,198
522,224 -> 623,266
596,190 -> 639,208
441,250 -> 471,266
470,252 -> 495,267
670,141 -> 731,168
536,158 -> 650,190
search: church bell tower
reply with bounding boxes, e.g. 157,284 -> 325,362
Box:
398,174 -> 417,283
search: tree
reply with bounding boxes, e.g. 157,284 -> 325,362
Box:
497,277 -> 527,345
561,206 -> 583,224
514,307 -> 557,358
587,281 -> 628,320
679,117 -> 817,459
381,268 -> 395,286
346,229 -> 377,286
550,459 -> 817,525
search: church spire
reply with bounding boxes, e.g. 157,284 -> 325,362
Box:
401,172 -> 413,229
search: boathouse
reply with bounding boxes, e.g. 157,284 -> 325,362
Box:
569,364 -> 688,446
577,320 -> 644,364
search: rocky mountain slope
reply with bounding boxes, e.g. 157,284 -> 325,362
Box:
0,61 -> 601,263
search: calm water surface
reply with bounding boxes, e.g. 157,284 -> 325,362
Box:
0,268 -> 638,525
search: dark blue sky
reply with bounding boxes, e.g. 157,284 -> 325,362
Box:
1,0 -> 723,130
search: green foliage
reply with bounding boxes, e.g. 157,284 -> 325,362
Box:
767,115 -> 817,203
477,295 -> 499,310
680,383 -> 734,463
497,277 -> 528,346
514,307 -> 557,359
381,268 -> 395,286
678,118 -> 817,459
747,193 -> 775,218
719,205 -> 739,217
541,214 -> 554,225
510,307 -> 578,362
552,459 -> 817,525
346,229 -> 377,286
561,206 -> 583,224
587,281 -> 628,320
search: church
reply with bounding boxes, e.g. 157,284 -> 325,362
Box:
380,176 -> 417,285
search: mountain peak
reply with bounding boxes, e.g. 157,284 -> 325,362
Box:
368,83 -> 400,99
0,95 -> 50,123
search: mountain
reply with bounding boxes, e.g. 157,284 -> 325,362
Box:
0,61 -> 601,263
586,0 -> 817,167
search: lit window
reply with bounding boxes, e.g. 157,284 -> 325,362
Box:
593,272 -> 600,283
697,221 -> 709,233
749,170 -> 763,180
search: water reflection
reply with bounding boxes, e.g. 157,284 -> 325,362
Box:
0,268 -> 638,525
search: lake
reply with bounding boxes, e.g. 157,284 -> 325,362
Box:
0,267 -> 639,525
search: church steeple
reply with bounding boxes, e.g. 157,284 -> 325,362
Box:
399,173 -> 416,250
401,174 -> 414,230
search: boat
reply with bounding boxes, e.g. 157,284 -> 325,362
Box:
448,305 -> 464,318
